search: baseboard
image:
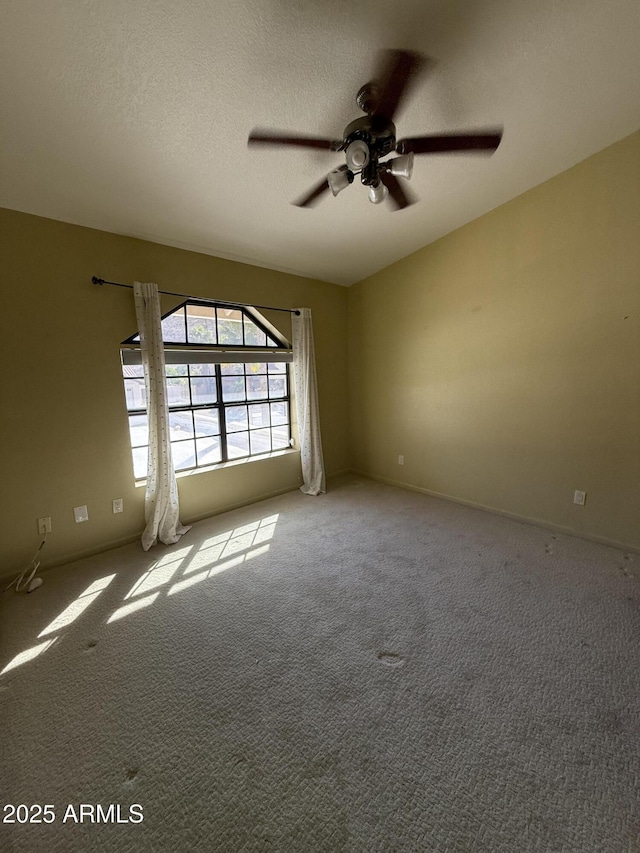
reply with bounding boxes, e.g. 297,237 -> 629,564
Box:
327,468 -> 351,480
348,469 -> 640,555
181,482 -> 302,526
1,531 -> 144,586
7,468 -> 633,587
2,471 -> 348,586
1,482 -> 304,586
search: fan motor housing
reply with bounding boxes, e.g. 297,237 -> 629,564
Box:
342,117 -> 396,159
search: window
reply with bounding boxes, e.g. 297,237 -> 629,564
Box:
121,301 -> 292,479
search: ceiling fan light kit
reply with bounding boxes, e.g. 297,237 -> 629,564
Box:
248,49 -> 503,211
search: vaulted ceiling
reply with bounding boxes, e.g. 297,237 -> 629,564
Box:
2,0 -> 640,285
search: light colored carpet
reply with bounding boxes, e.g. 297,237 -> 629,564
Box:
0,474 -> 638,852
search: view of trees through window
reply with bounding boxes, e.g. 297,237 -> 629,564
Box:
122,301 -> 291,479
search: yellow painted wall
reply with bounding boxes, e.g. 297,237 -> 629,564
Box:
348,130 -> 640,550
1,209 -> 349,573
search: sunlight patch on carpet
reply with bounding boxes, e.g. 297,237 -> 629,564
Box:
107,591 -> 159,623
125,546 -> 193,599
3,514 -> 281,677
38,574 -> 116,637
1,638 -> 58,675
167,543 -> 271,596
183,514 -> 279,576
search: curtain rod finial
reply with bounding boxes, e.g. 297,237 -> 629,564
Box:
92,276 -> 104,285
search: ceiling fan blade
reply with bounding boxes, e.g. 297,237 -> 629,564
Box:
371,49 -> 427,122
249,129 -> 341,151
396,132 -> 503,155
379,171 -> 415,210
293,178 -> 332,208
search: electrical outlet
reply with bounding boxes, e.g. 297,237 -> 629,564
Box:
573,490 -> 586,506
398,455 -> 405,465
37,516 -> 52,535
112,498 -> 124,514
74,505 -> 89,523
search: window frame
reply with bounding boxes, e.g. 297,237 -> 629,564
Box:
121,299 -> 293,479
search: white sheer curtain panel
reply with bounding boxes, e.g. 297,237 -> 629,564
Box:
133,282 -> 191,550
292,307 -> 326,495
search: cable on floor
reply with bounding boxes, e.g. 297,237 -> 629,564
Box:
4,535 -> 47,593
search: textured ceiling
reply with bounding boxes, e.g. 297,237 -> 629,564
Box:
2,0 -> 640,286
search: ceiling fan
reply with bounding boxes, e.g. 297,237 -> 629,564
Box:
248,49 -> 502,210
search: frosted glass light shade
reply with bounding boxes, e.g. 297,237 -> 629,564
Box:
345,140 -> 370,171
368,182 -> 388,204
388,152 -> 414,179
327,168 -> 352,196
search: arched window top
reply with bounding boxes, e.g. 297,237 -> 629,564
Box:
122,300 -> 289,349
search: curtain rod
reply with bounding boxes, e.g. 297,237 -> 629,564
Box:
91,277 -> 301,315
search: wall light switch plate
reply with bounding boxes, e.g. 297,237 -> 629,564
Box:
112,498 -> 123,514
74,505 -> 89,523
398,455 -> 405,465
573,490 -> 586,506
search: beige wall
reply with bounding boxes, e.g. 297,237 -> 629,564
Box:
349,130 -> 640,550
1,209 -> 349,573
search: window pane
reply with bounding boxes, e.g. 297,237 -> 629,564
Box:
166,378 -> 190,407
245,362 -> 267,375
221,362 -> 243,375
226,405 -> 248,432
166,364 -> 188,377
268,362 -> 286,374
132,446 -> 147,479
187,304 -> 217,344
124,378 -> 146,410
194,409 -> 220,437
191,375 -> 217,405
248,403 -> 270,429
250,428 -> 271,455
189,363 -> 215,376
169,411 -> 194,440
171,439 -> 196,471
267,336 -> 277,347
270,401 -> 288,426
123,363 -> 144,377
217,308 -> 243,345
268,376 -> 286,398
244,319 -> 267,347
162,308 -> 186,343
247,375 -> 268,400
129,414 -> 148,447
227,431 -> 249,459
272,425 -> 290,449
222,376 -> 245,402
196,436 -> 221,466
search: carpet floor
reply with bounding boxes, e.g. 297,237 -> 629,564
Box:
1,474 -> 638,852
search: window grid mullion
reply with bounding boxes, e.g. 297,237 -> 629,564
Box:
215,364 -> 229,463
187,365 -> 194,407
